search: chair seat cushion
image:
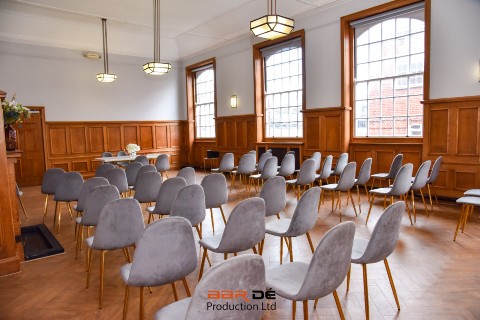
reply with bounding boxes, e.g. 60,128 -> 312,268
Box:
120,263 -> 132,283
351,237 -> 369,263
146,206 -> 156,213
265,262 -> 309,299
369,187 -> 392,195
285,179 -> 297,185
250,174 -> 261,179
85,236 -> 94,248
265,219 -> 291,236
154,298 -> 191,320
315,174 -> 321,179
456,196 -> 480,206
371,173 -> 388,179
464,189 -> 480,197
320,183 -> 338,191
211,168 -> 220,173
199,234 -> 224,252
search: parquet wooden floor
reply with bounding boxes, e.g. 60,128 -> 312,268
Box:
1,171 -> 479,320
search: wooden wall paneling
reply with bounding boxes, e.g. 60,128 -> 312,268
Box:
88,126 -> 105,153
48,127 -> 68,155
155,125 -> 169,149
69,126 -> 87,154
140,126 -> 154,150
106,126 -> 122,152
456,107 -> 479,156
169,124 -> 182,148
324,115 -> 342,152
305,115 -> 320,152
123,125 -> 138,146
428,108 -> 449,154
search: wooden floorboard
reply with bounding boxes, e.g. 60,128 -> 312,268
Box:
1,171 -> 479,319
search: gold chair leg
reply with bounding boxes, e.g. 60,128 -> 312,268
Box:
198,247 -> 207,281
333,290 -> 346,320
252,246 -> 258,254
303,300 -> 308,320
219,205 -> 227,224
288,236 -> 293,262
292,300 -> 296,320
427,183 -> 434,211
224,253 -> 228,260
75,225 -> 83,260
357,185 -> 361,213
43,194 -> 49,223
139,286 -> 145,320
171,282 -> 178,301
56,202 -> 62,234
420,188 -> 429,216
99,250 -> 106,309
365,193 -> 375,224
384,258 -> 400,310
67,202 -> 73,220
195,225 -> 202,239
411,190 -> 416,223
306,232 -> 314,253
206,250 -> 212,267
349,190 -> 358,217
314,298 -> 319,309
280,237 -> 283,265
122,285 -> 130,320
364,184 -> 370,202
362,264 -> 369,320
210,208 -> 215,234
182,278 -> 191,297
453,204 -> 465,241
346,265 -> 351,291
18,196 -> 28,219
86,248 -> 93,288
402,194 -> 413,225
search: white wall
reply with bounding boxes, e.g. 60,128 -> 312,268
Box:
430,0 -> 480,99
0,42 -> 185,121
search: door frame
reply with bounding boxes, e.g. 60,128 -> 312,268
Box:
25,106 -> 47,172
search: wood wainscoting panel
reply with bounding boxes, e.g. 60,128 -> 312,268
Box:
423,96 -> 480,198
44,121 -> 188,178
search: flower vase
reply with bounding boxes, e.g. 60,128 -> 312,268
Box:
131,152 -> 136,157
5,124 -> 17,151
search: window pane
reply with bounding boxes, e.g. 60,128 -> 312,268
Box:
194,67 -> 215,138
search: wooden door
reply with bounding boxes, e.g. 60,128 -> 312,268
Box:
14,107 -> 46,186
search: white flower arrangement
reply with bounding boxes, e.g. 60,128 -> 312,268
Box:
126,143 -> 140,154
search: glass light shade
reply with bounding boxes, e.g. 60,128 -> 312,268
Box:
143,62 -> 172,75
250,15 -> 294,40
96,73 -> 117,82
230,95 -> 238,108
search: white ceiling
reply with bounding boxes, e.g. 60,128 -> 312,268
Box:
0,0 -> 343,61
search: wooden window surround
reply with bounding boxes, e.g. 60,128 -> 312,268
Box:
341,0 -> 430,144
253,29 -> 306,143
186,58 -> 217,142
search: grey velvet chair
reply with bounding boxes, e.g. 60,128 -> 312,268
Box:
134,155 -> 149,166
256,151 -> 272,173
426,156 -> 443,210
130,164 -> 157,194
249,156 -> 278,195
95,163 -> 116,178
146,177 -> 187,223
74,177 -> 110,214
116,150 -> 130,167
198,197 -> 265,280
230,153 -> 256,193
331,152 -> 349,182
316,155 -> 333,185
200,173 -> 228,234
464,189 -> 480,197
259,176 -> 286,219
311,151 -> 322,172
104,167 -> 129,196
371,153 -> 403,188
85,198 -> 145,309
155,154 -> 170,179
125,162 -> 143,188
177,167 -> 196,185
366,163 -> 413,225
16,183 -> 27,220
133,171 -> 162,208
53,171 -> 84,234
75,185 -> 120,259
211,152 -> 234,175
409,160 -> 431,222
347,201 -> 405,320
41,168 -> 65,223
101,152 -> 113,157
154,254 -> 266,320
354,158 -> 372,212
286,159 -> 316,200
248,149 -> 257,159
120,217 -> 197,320
171,184 -> 206,238
266,221 -> 356,320
277,153 -> 295,179
319,162 -> 358,221
453,196 -> 480,241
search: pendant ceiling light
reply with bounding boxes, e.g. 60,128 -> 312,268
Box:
97,18 -> 117,83
250,0 -> 294,40
143,0 -> 171,75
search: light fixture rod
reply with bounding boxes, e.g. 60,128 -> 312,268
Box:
153,0 -> 161,62
101,18 -> 109,73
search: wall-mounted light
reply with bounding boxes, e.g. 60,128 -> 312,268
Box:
230,95 -> 238,108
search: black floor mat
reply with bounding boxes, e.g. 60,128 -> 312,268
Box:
21,224 -> 64,261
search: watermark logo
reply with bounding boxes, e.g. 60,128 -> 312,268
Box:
206,289 -> 276,311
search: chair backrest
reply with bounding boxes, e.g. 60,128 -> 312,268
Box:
117,150 -> 127,157
41,168 -> 65,195
95,163 -> 116,178
248,150 -> 257,160
336,162 -> 357,191
333,153 -> 349,175
355,158 -> 372,185
266,149 -> 272,153
353,201 -> 405,264
134,155 -> 149,166
134,164 -> 157,188
295,222 -> 355,301
257,152 -> 272,172
155,154 -> 170,172
386,154 -> 403,179
125,162 -> 143,186
104,168 -> 129,193
218,198 -> 265,253
296,159 -> 316,185
311,152 -> 321,171
54,171 -> 84,201
102,152 -> 113,157
76,177 -> 110,212
390,163 -> 413,196
427,156 -> 443,184
286,150 -> 295,156
134,171 -> 162,203
81,185 -> 120,226
201,173 -> 228,209
171,184 -> 206,227
218,153 -> 235,172
287,187 -> 321,236
183,255 -> 266,320
411,160 -> 432,191
237,154 -> 256,175
318,155 -> 333,180
260,156 -> 278,179
177,167 -> 196,185
127,217 -> 197,287
91,198 -> 145,250
278,154 -> 295,177
152,177 -> 187,214
259,176 -> 286,217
